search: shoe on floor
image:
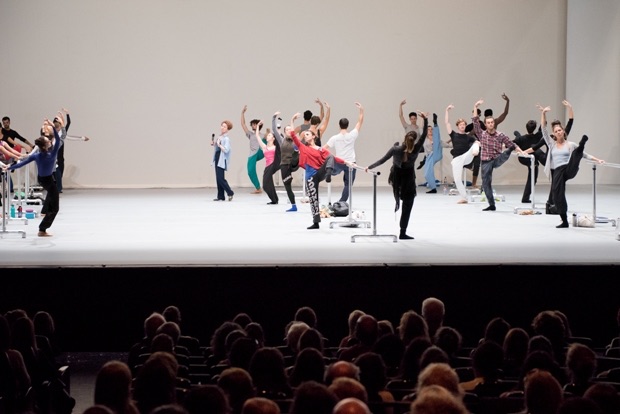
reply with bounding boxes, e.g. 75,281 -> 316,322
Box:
426,189 -> 437,194
483,205 -> 496,211
228,194 -> 234,201
522,199 -> 531,203
307,223 -> 319,230
37,231 -> 53,237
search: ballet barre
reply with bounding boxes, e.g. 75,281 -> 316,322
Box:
514,153 -> 545,214
0,169 -> 26,238
584,160 -> 620,227
330,164 -> 371,229
351,168 -> 397,243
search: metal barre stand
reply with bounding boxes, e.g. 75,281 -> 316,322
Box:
329,164 -> 371,229
586,160 -> 619,227
514,153 -> 545,214
1,169 -> 26,238
351,169 -> 397,243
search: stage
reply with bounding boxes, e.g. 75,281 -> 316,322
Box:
0,183 -> 618,268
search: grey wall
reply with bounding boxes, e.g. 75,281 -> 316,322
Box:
2,0 -> 616,188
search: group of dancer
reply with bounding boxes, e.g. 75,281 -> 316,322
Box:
1,110 -> 89,236
212,96 -> 605,237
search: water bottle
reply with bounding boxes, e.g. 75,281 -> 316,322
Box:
442,177 -> 448,195
17,205 -> 23,218
10,204 -> 15,218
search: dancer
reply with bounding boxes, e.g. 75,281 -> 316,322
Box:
290,113 -> 349,230
399,99 -> 420,135
422,114 -> 444,193
444,105 -> 479,204
212,120 -> 234,202
513,120 -> 545,203
4,118 -> 63,237
1,116 -> 33,151
241,105 -> 264,194
366,113 -> 429,240
472,99 -> 525,211
538,105 -> 604,228
254,121 -> 280,205
273,112 -> 298,212
305,100 -> 330,147
324,102 -> 364,203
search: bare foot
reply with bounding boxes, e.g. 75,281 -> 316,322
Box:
37,231 -> 53,237
457,199 -> 468,204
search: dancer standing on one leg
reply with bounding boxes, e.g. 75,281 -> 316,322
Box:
241,105 -> 264,194
513,120 -> 545,203
290,113 -> 349,230
212,120 -> 234,202
422,114 -> 444,194
4,118 -> 63,237
273,112 -> 298,212
472,99 -> 525,211
538,104 -> 604,228
366,113 -> 428,240
254,121 -> 281,205
445,105 -> 479,204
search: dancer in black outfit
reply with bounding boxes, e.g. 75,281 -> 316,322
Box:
366,113 -> 428,240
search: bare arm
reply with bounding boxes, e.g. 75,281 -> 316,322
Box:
399,99 -> 407,128
316,98 -> 324,122
318,101 -> 330,136
255,121 -> 267,150
444,104 -> 454,135
240,105 -> 250,135
354,102 -> 364,131
494,93 -> 510,126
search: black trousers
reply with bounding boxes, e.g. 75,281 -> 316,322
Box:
38,174 -> 59,232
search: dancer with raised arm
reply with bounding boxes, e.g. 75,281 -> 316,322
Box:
254,121 -> 280,205
290,113 -> 349,230
241,105 -> 264,194
445,105 -> 479,204
366,113 -> 428,240
538,104 -> 604,228
422,114 -> 443,194
272,112 -> 298,212
212,120 -> 234,202
472,99 -> 525,211
4,118 -> 63,237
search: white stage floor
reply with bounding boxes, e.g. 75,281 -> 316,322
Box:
1,183 -> 619,268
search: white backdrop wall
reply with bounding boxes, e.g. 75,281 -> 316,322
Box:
3,0 -> 613,189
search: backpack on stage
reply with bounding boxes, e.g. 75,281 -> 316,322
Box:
331,201 -> 349,217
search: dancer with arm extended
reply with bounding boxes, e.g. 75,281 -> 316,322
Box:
290,113 -> 349,230
273,112 -> 298,212
445,105 -> 479,204
538,104 -> 604,228
513,120 -> 544,203
366,113 -> 428,240
3,119 -> 63,236
241,105 -> 264,194
422,113 -> 444,194
255,121 -> 281,205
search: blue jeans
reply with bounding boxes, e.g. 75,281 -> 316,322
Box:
331,162 -> 356,202
481,149 -> 513,207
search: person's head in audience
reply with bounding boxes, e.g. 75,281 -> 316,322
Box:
325,361 -> 361,385
245,322 -> 265,348
353,315 -> 379,348
150,404 -> 189,414
341,310 -> 366,347
33,310 -> 55,339
286,321 -> 310,355
419,346 -> 450,372
133,351 -> 179,414
483,317 -> 510,346
409,385 -> 468,414
434,327 -> 462,360
377,320 -> 395,337
471,340 -> 503,382
228,337 -> 259,371
558,396 -> 603,414
82,405 -> 116,414
289,347 -> 326,387
354,352 -> 389,401
554,310 -> 573,339
151,333 -> 175,354
144,312 -> 166,342
162,306 -> 182,325
295,306 -> 318,329
531,310 -> 567,364
528,335 -> 554,357
503,328 -> 530,369
217,367 -> 256,414
289,381 -> 338,414
398,310 -> 430,346
298,328 -> 324,354
564,343 -> 597,396
520,350 -> 566,389
211,321 -> 244,364
11,316 -> 38,351
183,384 -> 230,414
156,322 -> 181,347
241,397 -> 280,414
233,313 -> 253,329
421,298 -> 445,339
4,309 -> 28,327
328,378 -> 368,403
94,360 -> 138,414
416,363 -> 463,401
372,333 -> 404,377
248,347 -> 292,398
399,337 -> 432,381
225,330 -> 248,357
583,383 -> 620,414
524,369 -> 563,414
332,398 -> 371,414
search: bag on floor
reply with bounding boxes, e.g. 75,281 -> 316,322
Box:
572,213 -> 595,228
332,201 -> 349,217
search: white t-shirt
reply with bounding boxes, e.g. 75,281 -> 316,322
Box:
326,128 -> 359,162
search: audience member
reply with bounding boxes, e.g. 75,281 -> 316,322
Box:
557,396 -> 603,414
563,343 -> 597,397
132,352 -> 179,414
340,315 -> 379,362
523,369 -> 564,414
182,384 -> 230,414
397,338 -> 432,384
372,333 -> 404,378
339,310 -> 366,349
217,367 -> 256,414
328,378 -> 368,403
129,312 -> 166,374
354,352 -> 394,406
288,347 -> 327,387
332,397 -> 371,414
409,385 -> 468,414
433,327 -> 463,367
325,361 -> 361,385
94,360 -> 139,414
289,381 -> 338,414
398,311 -> 430,347
583,383 -> 620,414
410,362 -> 464,401
418,346 -> 450,372
209,321 -> 245,367
502,327 -> 530,379
421,298 -> 445,340
295,307 -> 319,330
531,310 -> 567,365
248,347 -> 293,399
241,397 -> 281,414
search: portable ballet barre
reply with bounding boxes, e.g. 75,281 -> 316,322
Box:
0,169 -> 27,238
584,160 -> 620,227
513,153 -> 545,214
330,164 -> 371,229
351,169 -> 398,243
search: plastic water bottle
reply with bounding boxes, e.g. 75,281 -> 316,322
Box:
10,204 -> 15,218
17,206 -> 23,218
442,177 -> 448,195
